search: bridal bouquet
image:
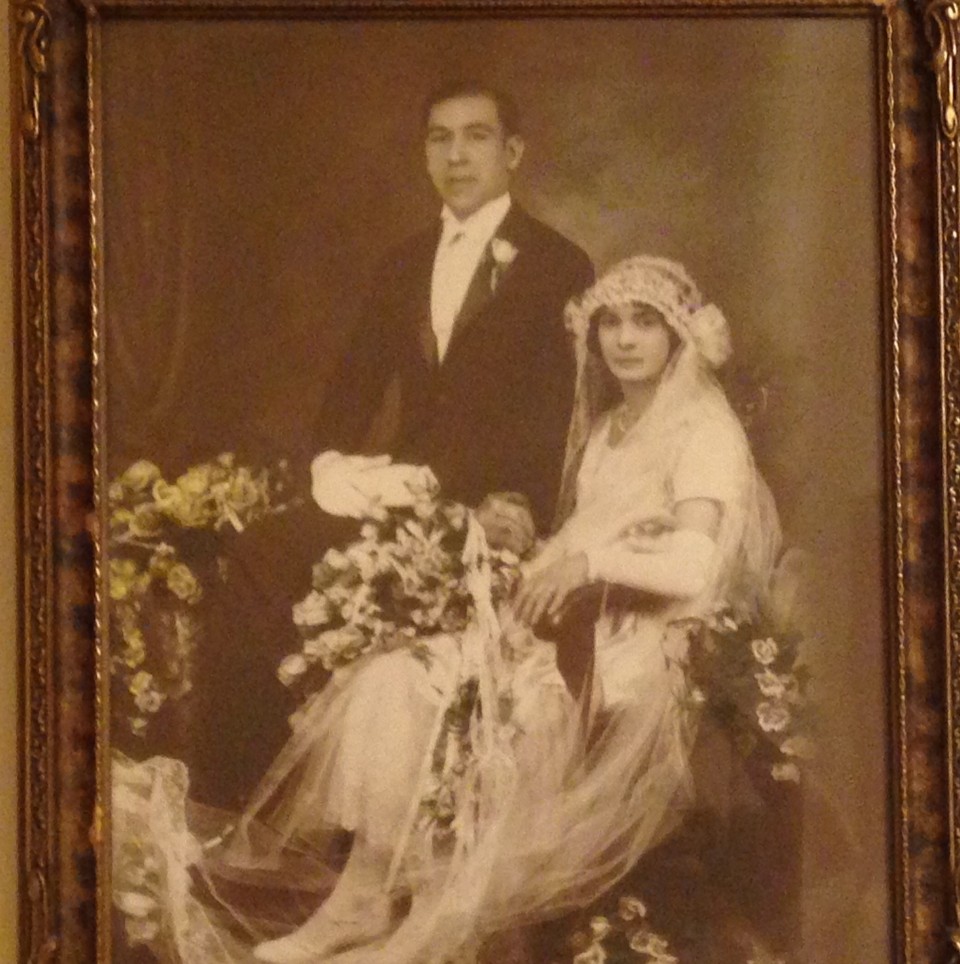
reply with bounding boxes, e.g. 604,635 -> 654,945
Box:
277,491 -> 530,691
109,454 -> 296,740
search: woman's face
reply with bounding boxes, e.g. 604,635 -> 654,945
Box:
596,302 -> 675,387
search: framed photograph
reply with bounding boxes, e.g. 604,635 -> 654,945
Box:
12,0 -> 960,960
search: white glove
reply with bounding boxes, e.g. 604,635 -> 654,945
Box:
310,451 -> 438,519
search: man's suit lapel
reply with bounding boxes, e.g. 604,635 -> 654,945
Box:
443,205 -> 528,364
413,224 -> 442,369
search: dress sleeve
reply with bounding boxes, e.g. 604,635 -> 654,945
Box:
583,415 -> 747,598
585,528 -> 717,599
670,416 -> 747,508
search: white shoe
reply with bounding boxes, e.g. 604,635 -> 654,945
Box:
253,900 -> 393,963
253,932 -> 320,963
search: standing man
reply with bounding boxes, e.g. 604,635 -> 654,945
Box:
192,81 -> 594,807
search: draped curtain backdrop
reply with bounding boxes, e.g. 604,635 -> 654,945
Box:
100,19 -> 884,961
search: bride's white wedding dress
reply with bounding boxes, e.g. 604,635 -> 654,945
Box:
112,346 -> 780,964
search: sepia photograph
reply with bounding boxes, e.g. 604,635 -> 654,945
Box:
97,17 -> 887,963
94,19 -> 890,964
19,2 -> 956,962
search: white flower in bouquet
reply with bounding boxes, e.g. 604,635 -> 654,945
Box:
589,916 -> 612,941
756,700 -> 791,733
277,653 -> 309,687
224,466 -> 266,515
134,689 -> 165,715
147,543 -> 176,576
128,670 -> 153,696
340,583 -> 379,624
322,547 -> 352,571
176,464 -> 215,499
166,563 -> 202,604
152,479 -> 207,528
303,626 -> 370,670
628,930 -> 674,959
125,917 -> 160,945
617,895 -> 648,921
344,540 -> 390,582
573,944 -> 607,964
293,590 -> 333,628
128,503 -> 164,539
750,637 -> 779,666
114,890 -> 158,919
117,460 -> 162,496
118,624 -> 146,667
754,668 -> 786,699
109,558 -> 148,602
771,761 -> 801,783
781,734 -> 816,759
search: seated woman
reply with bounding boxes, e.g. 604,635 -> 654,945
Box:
212,255 -> 781,964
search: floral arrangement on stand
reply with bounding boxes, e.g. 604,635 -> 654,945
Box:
108,454 -> 296,742
565,896 -> 679,963
678,607 -> 813,786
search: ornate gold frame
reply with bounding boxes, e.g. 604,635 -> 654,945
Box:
11,0 -> 959,959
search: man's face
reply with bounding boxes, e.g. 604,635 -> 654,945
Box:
425,94 -> 524,220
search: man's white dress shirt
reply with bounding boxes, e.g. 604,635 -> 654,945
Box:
430,193 -> 511,362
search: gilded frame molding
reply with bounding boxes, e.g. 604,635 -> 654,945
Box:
11,0 -> 958,959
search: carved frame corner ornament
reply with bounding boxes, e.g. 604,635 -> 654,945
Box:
14,1 -> 59,963
15,0 -> 49,141
926,0 -> 960,139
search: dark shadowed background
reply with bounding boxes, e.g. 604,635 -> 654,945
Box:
100,16 -> 886,961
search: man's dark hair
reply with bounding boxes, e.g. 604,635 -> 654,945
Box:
422,81 -> 522,137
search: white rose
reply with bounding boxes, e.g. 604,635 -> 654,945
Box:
125,916 -> 160,944
754,669 -> 786,699
756,701 -> 791,733
118,460 -> 162,495
134,689 -> 164,714
323,548 -> 351,571
490,237 -> 518,267
751,637 -> 779,666
772,761 -> 802,783
573,945 -> 607,964
589,916 -> 612,941
114,890 -> 157,919
687,302 -> 732,369
276,653 -> 309,687
292,591 -> 332,628
629,931 -> 671,956
617,895 -> 648,920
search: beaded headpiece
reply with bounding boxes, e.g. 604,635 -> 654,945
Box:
564,255 -> 732,370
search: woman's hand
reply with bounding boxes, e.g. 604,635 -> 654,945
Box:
512,553 -> 590,627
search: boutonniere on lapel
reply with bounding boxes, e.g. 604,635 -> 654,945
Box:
489,237 -> 519,293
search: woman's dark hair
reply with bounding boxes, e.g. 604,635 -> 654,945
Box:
585,303 -> 682,358
422,81 -> 522,138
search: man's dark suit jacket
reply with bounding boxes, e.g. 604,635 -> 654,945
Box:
191,205 -> 593,807
314,203 -> 595,531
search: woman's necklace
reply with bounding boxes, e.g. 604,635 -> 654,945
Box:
609,400 -> 646,444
